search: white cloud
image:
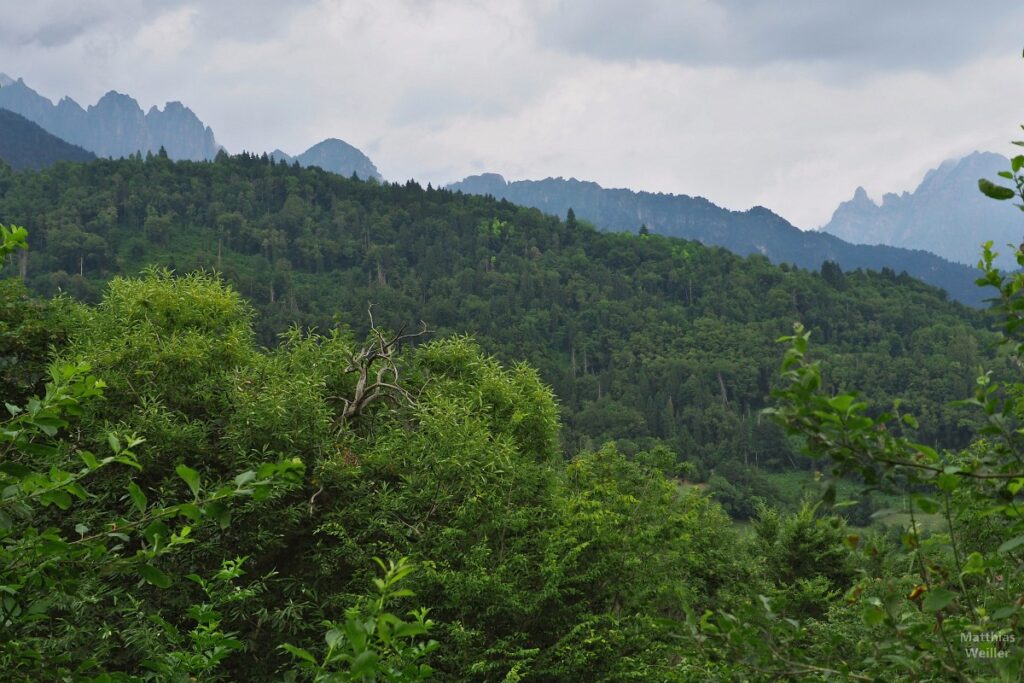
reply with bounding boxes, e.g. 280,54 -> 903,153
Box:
132,6 -> 197,62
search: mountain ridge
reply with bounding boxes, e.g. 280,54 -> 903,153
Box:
448,172 -> 986,306
0,75 -> 218,161
0,74 -> 383,181
820,151 -> 1019,268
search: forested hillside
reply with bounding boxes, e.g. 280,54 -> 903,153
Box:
449,174 -> 986,306
0,154 -> 997,516
0,242 -> 746,680
0,108 -> 95,170
4,150 -> 1024,681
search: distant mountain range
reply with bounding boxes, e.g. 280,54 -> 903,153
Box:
0,74 -> 218,161
820,151 -> 1021,269
0,73 -> 1004,306
447,173 -> 986,307
0,75 -> 380,179
271,139 -> 381,180
0,108 -> 95,170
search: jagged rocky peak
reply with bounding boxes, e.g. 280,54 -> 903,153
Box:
820,150 -> 1020,267
144,100 -> 218,161
91,90 -> 142,112
0,77 -> 220,161
56,96 -> 85,114
851,186 -> 874,204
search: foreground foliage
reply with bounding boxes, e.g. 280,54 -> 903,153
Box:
2,129 -> 1023,681
0,154 -> 997,514
694,142 -> 1024,681
1,224 -> 746,679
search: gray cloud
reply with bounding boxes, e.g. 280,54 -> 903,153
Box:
537,0 -> 1022,73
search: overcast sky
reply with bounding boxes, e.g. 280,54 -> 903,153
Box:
1,0 -> 1023,227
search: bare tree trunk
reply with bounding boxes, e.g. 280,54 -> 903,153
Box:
717,371 -> 728,405
18,249 -> 27,280
331,311 -> 430,428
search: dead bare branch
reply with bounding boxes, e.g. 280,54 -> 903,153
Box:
332,311 -> 430,428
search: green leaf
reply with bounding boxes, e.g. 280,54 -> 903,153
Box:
40,490 -> 72,510
936,473 -> 960,493
979,178 -> 1016,200
350,650 -> 380,676
912,495 -> 940,514
862,603 -> 886,626
177,503 -> 202,522
828,394 -> 854,412
139,564 -> 172,589
233,470 -> 256,487
992,605 -> 1017,620
79,450 -> 99,470
325,628 -> 344,649
107,433 -> 121,454
393,621 -> 429,638
66,482 -> 87,500
175,464 -> 201,497
204,501 -> 231,529
126,483 -> 147,515
279,643 -> 317,665
1012,155 -> 1024,173
922,588 -> 956,613
997,535 -> 1024,554
142,521 -> 170,547
0,462 -> 33,479
962,551 -> 986,575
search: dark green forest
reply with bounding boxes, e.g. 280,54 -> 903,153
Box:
0,108 -> 95,171
3,148 -> 1024,681
0,153 -> 998,517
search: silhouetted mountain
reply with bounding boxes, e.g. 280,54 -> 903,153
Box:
271,138 -> 381,180
448,174 -> 986,306
0,74 -> 218,161
821,152 -> 1020,269
0,108 -> 95,170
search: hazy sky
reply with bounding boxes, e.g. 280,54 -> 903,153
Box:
1,0 -> 1023,227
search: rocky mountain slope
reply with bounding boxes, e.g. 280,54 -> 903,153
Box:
821,152 -> 1020,269
0,74 -> 218,160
